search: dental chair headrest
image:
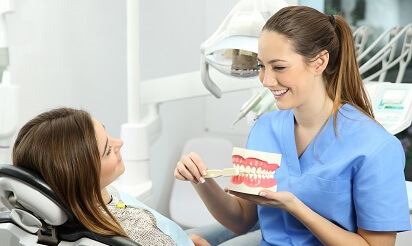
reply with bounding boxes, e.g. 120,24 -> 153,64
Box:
0,164 -> 141,245
0,164 -> 73,225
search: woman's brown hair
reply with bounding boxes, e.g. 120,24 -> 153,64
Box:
12,107 -> 127,237
263,6 -> 375,132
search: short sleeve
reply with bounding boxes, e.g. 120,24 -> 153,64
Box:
353,136 -> 411,231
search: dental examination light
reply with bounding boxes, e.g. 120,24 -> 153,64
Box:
0,0 -> 18,165
201,0 -> 287,126
200,0 -> 288,99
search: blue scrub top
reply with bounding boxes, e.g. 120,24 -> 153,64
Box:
246,104 -> 411,246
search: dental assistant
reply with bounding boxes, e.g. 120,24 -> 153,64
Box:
175,6 -> 411,246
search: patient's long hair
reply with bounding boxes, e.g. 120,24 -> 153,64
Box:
13,107 -> 128,237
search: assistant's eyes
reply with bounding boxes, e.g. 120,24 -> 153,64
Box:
257,63 -> 285,71
106,146 -> 112,156
273,66 -> 285,71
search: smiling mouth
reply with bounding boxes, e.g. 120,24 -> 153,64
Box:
272,88 -> 289,97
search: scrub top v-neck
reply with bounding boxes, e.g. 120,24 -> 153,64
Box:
246,104 -> 411,246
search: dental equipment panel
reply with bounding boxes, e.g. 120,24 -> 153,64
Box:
228,147 -> 281,195
200,0 -> 288,98
365,82 -> 412,135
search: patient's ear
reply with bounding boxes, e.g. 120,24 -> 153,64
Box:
310,50 -> 329,76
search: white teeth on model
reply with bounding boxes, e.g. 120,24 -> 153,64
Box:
273,89 -> 288,96
232,162 -> 276,178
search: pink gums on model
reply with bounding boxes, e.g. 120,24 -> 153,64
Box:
230,155 -> 280,188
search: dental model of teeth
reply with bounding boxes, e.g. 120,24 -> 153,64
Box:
228,147 -> 281,195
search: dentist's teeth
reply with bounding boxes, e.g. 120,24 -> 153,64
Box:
273,89 -> 288,96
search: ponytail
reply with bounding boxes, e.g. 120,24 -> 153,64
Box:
327,15 -> 375,132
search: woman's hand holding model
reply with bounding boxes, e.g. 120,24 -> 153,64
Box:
229,190 -> 296,211
175,152 -> 259,235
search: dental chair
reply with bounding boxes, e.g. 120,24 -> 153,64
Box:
0,164 -> 140,246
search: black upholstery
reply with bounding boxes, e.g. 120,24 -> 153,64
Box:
57,225 -> 141,246
0,164 -> 74,222
0,164 -> 141,246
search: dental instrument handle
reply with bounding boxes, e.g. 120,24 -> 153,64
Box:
204,168 -> 239,178
232,89 -> 267,127
254,100 -> 276,121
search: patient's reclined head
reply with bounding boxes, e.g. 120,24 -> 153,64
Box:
12,108 -> 127,239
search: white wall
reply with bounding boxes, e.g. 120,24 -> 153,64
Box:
141,0 -> 251,215
7,1 -> 126,136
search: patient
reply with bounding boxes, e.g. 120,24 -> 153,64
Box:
12,107 -> 210,246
